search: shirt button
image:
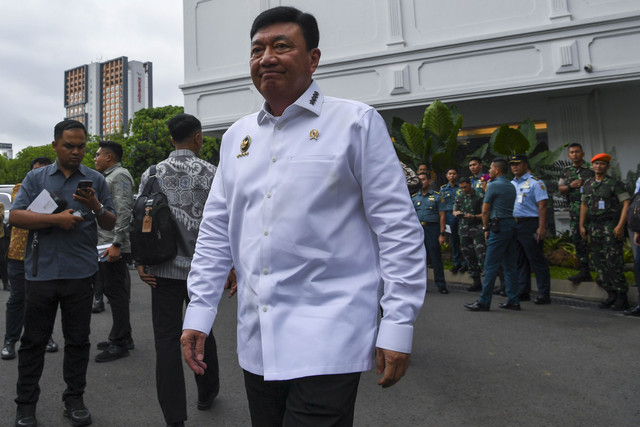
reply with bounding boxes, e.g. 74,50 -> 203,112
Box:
277,125 -> 283,130
264,230 -> 269,236
263,268 -> 268,275
262,306 -> 268,312
266,192 -> 272,198
271,157 -> 277,163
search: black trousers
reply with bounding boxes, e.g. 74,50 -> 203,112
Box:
151,277 -> 219,424
96,257 -> 132,345
243,370 -> 361,427
16,277 -> 93,406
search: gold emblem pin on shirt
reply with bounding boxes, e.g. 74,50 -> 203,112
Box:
309,129 -> 319,140
237,135 -> 251,158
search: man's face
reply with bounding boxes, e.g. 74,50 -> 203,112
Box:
250,22 -> 320,109
446,169 -> 458,183
568,146 -> 584,164
510,162 -> 527,177
94,147 -> 110,172
417,164 -> 428,174
489,163 -> 499,179
52,129 -> 86,171
469,160 -> 482,175
419,174 -> 430,190
460,182 -> 471,194
592,160 -> 610,175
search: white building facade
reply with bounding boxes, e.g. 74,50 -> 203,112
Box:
182,0 -> 640,175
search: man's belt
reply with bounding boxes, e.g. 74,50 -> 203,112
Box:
420,221 -> 439,226
514,217 -> 537,223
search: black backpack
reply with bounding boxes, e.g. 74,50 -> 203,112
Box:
628,192 -> 640,232
130,165 -> 178,265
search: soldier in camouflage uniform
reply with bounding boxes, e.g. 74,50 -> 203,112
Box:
558,143 -> 594,283
579,153 -> 631,310
468,156 -> 486,196
453,177 -> 486,291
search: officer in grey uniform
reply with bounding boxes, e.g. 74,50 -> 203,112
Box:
412,173 -> 448,294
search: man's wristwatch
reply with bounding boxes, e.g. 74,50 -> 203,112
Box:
92,204 -> 106,216
440,232 -> 447,236
482,227 -> 488,232
113,242 -> 122,249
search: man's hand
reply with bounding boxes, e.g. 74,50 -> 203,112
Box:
580,225 -> 587,240
535,226 -> 547,243
73,187 -> 101,212
225,268 -> 238,298
613,224 -> 625,240
376,347 -> 410,388
438,234 -> 446,245
102,245 -> 121,262
570,179 -> 583,189
634,232 -> 640,247
181,329 -> 208,375
136,265 -> 157,288
55,209 -> 84,230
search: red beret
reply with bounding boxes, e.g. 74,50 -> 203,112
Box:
591,153 -> 611,163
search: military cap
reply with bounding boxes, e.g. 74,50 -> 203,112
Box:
591,153 -> 611,163
508,154 -> 528,163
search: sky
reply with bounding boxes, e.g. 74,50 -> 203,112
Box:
0,1 -> 184,155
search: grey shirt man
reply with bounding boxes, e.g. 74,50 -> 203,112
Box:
97,163 -> 134,253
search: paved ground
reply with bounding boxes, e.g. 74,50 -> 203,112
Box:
0,272 -> 638,426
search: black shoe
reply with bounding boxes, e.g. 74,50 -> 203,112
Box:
612,292 -> 630,311
533,296 -> 551,305
464,301 -> 490,311
450,265 -> 460,274
2,340 -> 16,360
95,345 -> 129,363
63,400 -> 92,426
519,294 -> 531,301
197,387 -> 219,410
458,265 -> 468,273
598,290 -> 617,309
438,286 -> 449,294
623,306 -> 640,317
499,302 -> 521,311
568,269 -> 592,284
166,423 -> 184,427
45,337 -> 58,353
91,299 -> 104,314
15,405 -> 37,427
97,338 -> 135,351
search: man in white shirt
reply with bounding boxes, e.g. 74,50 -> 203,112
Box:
181,6 -> 427,426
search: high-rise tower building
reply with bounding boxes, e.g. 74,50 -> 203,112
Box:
64,56 -> 153,136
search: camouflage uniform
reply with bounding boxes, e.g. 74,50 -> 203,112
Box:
558,162 -> 594,270
581,175 -> 630,292
469,174 -> 485,197
453,189 -> 485,278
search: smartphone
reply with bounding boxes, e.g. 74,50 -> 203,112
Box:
76,180 -> 93,196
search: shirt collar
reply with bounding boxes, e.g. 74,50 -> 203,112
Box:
513,171 -> 531,183
103,162 -> 122,176
49,161 -> 88,177
169,149 -> 197,158
257,80 -> 323,125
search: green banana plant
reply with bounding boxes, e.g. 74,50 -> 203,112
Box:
392,100 -> 463,176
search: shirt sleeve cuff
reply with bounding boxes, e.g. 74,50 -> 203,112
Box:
375,321 -> 414,354
183,306 -> 215,336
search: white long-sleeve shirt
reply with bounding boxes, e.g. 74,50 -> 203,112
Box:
184,81 -> 427,381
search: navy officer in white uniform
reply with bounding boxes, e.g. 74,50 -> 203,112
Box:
180,6 -> 427,427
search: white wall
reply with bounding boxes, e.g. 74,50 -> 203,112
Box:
182,0 -> 640,173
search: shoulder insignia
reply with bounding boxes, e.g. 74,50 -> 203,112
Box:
531,176 -> 540,181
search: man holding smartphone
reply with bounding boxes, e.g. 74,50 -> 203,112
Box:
10,120 -> 115,427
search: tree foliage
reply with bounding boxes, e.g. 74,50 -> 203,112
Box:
0,106 -> 221,189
